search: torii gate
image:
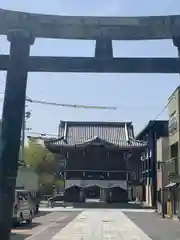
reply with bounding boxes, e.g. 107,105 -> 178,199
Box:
0,8 -> 180,239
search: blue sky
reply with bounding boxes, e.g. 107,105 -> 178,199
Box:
0,0 -> 180,136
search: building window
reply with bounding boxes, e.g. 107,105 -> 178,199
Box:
169,111 -> 177,135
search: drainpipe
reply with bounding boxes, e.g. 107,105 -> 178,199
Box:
125,123 -> 129,143
63,122 -> 68,142
63,122 -> 68,198
160,161 -> 165,218
125,123 -> 130,188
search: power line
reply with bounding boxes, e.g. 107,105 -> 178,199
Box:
27,131 -> 58,137
152,102 -> 169,121
28,102 -> 169,139
26,97 -> 117,110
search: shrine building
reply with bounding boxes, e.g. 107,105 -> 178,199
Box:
45,121 -> 146,203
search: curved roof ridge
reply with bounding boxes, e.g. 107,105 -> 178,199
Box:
60,120 -> 132,126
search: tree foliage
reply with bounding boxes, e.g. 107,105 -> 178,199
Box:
24,142 -> 54,174
24,140 -> 63,193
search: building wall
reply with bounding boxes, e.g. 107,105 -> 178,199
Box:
65,179 -> 127,190
156,137 -> 169,213
168,87 -> 180,177
156,137 -> 169,189
140,131 -> 155,206
64,148 -> 128,182
167,87 -> 180,217
156,137 -> 169,163
168,88 -> 179,146
67,149 -> 126,171
137,121 -> 168,207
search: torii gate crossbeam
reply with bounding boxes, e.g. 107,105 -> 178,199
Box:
1,55 -> 180,73
0,8 -> 180,40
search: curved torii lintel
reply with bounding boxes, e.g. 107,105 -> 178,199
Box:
0,8 -> 180,40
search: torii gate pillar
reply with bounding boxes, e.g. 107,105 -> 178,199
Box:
0,29 -> 34,239
95,38 -> 113,58
173,36 -> 180,57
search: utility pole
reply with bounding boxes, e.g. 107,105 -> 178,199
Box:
20,109 -> 31,165
19,110 -> 26,165
0,29 -> 34,240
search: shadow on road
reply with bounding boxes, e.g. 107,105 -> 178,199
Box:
72,202 -> 154,209
11,212 -> 53,239
12,211 -> 52,230
12,222 -> 40,230
11,233 -> 31,240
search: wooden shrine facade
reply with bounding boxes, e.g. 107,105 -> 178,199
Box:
45,121 -> 146,202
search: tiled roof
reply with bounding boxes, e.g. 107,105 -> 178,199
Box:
45,121 -> 147,149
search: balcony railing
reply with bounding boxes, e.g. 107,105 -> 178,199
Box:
168,116 -> 177,136
165,157 -> 178,177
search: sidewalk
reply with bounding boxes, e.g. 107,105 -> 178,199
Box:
51,209 -> 152,240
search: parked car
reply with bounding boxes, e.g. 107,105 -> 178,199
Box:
48,193 -> 64,207
12,189 -> 33,226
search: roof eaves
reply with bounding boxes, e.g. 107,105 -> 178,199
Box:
129,137 -> 147,147
74,136 -> 118,149
136,121 -> 154,139
44,136 -> 64,145
136,120 -> 168,140
60,120 -> 133,127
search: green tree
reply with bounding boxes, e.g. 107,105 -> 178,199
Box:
24,141 -> 62,194
25,141 -> 54,173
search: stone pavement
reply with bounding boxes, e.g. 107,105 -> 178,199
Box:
51,209 -> 152,240
11,208 -> 180,240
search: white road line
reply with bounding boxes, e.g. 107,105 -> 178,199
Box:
25,215 -> 68,240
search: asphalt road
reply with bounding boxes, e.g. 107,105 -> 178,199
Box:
124,211 -> 180,240
11,211 -> 81,240
11,208 -> 180,240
